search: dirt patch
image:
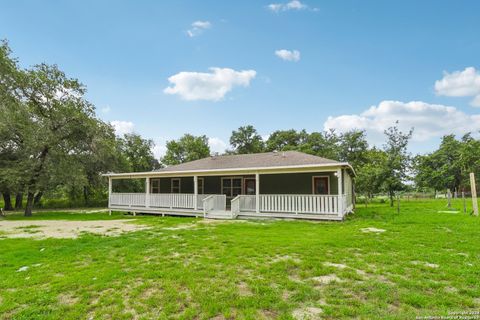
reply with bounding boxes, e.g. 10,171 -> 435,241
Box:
473,298 -> 480,306
292,306 -> 323,319
271,255 -> 301,264
258,309 -> 278,319
323,262 -> 348,269
0,219 -> 148,239
411,261 -> 439,268
361,227 -> 386,233
444,286 -> 458,293
312,274 -> 342,285
58,293 -> 79,305
237,281 -> 253,296
162,219 -> 245,231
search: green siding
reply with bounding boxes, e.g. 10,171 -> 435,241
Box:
157,177 -> 194,193
260,172 -> 338,195
149,171 -> 344,195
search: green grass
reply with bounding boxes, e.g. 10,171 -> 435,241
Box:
0,199 -> 479,319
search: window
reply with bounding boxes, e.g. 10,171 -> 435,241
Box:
171,178 -> 181,193
151,178 -> 161,193
222,177 -> 242,197
244,178 -> 256,195
313,176 -> 329,195
197,178 -> 204,194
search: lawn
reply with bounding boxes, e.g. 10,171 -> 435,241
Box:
0,199 -> 479,319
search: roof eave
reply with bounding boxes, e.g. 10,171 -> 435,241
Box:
102,162 -> 354,178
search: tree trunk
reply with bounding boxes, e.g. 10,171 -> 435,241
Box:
2,192 -> 14,211
33,191 -> 43,207
24,192 -> 35,217
389,190 -> 394,207
83,186 -> 89,206
15,193 -> 23,209
24,145 -> 49,217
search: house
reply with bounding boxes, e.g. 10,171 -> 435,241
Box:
104,151 -> 355,220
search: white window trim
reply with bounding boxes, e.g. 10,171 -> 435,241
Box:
312,175 -> 331,195
171,178 -> 181,193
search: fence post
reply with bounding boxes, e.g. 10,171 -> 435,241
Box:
470,173 -> 478,216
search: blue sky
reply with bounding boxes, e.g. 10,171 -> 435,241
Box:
2,0 -> 480,156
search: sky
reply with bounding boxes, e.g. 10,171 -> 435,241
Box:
1,0 -> 480,157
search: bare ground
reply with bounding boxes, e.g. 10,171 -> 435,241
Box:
0,219 -> 148,239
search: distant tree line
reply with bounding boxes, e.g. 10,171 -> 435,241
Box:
414,134 -> 480,195
162,124 -> 414,207
2,40 -> 479,216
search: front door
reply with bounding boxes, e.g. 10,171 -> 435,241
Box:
313,177 -> 329,195
244,178 -> 256,195
222,177 -> 243,207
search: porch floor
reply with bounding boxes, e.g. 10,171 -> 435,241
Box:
109,206 -> 345,221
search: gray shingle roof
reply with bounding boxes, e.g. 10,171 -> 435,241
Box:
155,151 -> 340,172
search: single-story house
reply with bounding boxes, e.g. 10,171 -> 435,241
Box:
103,151 -> 355,220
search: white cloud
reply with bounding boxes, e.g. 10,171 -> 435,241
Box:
186,20 -> 211,37
435,67 -> 480,107
111,120 -> 135,136
275,49 -> 301,62
324,100 -> 480,144
164,67 -> 256,101
208,137 -> 227,154
268,0 -> 308,12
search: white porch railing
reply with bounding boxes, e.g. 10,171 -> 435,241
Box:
231,195 -> 241,218
202,195 -> 227,217
110,193 -> 215,210
229,194 -> 348,216
260,194 -> 340,215
110,193 -> 146,207
150,193 -> 194,209
109,193 -> 350,217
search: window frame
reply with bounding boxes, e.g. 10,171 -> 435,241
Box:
150,178 -> 161,194
312,175 -> 330,195
197,177 -> 204,194
171,178 -> 181,193
221,177 -> 243,198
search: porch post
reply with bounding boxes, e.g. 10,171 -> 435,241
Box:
193,175 -> 198,210
108,177 -> 112,215
145,177 -> 150,208
255,173 -> 260,213
337,168 -> 343,216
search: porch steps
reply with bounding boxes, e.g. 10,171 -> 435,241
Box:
205,210 -> 235,220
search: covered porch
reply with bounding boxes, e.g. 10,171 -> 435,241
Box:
106,167 -> 354,220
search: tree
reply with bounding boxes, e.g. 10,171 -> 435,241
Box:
118,133 -> 160,172
298,130 -> 340,160
381,123 -> 413,206
414,133 -> 480,194
266,129 -> 307,151
355,148 -> 387,205
338,130 -> 369,169
0,40 -> 120,216
229,125 -> 265,154
162,134 -> 210,165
